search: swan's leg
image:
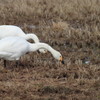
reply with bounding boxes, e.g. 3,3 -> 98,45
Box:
16,60 -> 19,67
4,60 -> 6,67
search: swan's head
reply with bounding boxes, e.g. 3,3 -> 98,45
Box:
39,49 -> 47,53
53,51 -> 64,64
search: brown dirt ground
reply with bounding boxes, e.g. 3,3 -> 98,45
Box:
0,0 -> 100,100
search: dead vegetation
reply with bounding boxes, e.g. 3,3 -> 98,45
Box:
0,0 -> 100,100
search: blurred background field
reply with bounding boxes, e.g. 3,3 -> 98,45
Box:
0,0 -> 100,100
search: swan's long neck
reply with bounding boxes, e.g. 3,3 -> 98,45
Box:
24,33 -> 40,43
29,43 -> 56,55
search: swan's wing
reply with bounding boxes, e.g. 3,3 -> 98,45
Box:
0,25 -> 25,39
0,52 -> 12,59
0,37 -> 29,60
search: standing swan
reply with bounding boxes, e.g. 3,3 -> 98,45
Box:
0,37 -> 64,67
0,25 -> 47,53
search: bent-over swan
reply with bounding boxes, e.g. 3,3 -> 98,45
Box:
0,25 -> 47,53
0,37 -> 64,67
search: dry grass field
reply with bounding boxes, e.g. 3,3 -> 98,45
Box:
0,0 -> 100,100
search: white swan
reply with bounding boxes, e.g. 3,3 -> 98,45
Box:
0,25 -> 47,53
0,37 -> 64,67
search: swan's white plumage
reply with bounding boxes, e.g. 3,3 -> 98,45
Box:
0,37 -> 64,65
0,37 -> 29,60
0,25 -> 46,53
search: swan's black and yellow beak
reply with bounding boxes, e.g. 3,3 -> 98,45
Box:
44,50 -> 48,53
37,50 -> 47,53
60,57 -> 64,64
